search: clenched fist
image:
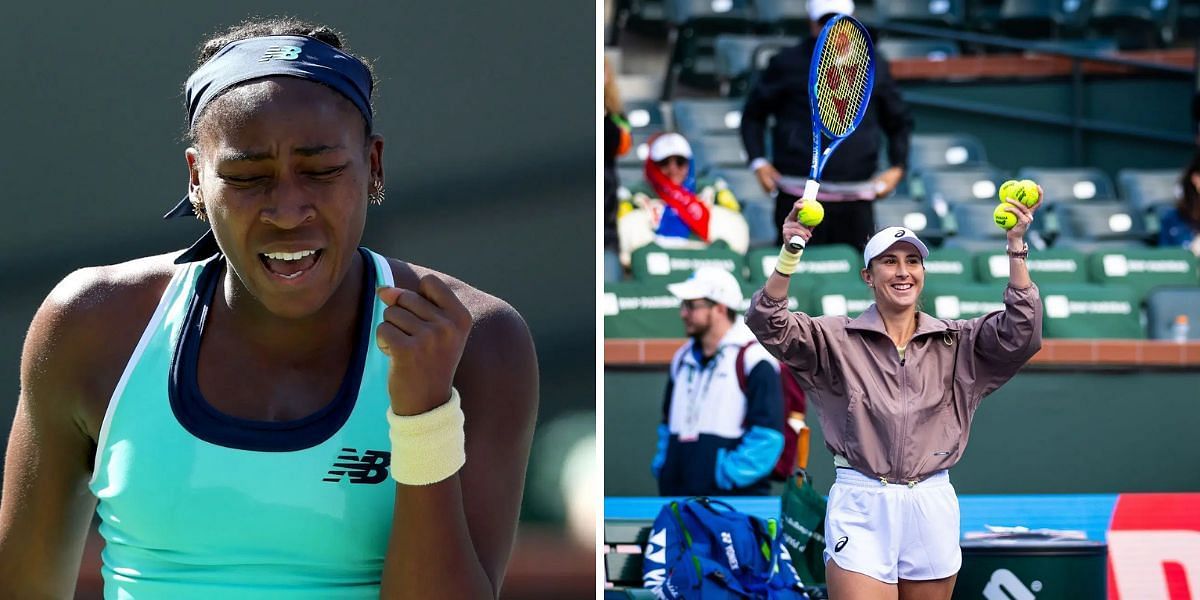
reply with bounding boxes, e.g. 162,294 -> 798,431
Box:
376,274 -> 473,416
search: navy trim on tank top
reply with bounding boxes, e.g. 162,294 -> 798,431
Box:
169,248 -> 377,452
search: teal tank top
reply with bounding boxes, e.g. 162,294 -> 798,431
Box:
89,248 -> 397,599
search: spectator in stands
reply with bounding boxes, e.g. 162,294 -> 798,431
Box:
0,18 -> 536,598
1160,149 -> 1200,256
740,0 -> 913,253
746,195 -> 1043,597
617,132 -> 750,266
604,57 -> 632,279
652,268 -> 785,496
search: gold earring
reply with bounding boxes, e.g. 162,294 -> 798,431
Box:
369,179 -> 385,205
191,194 -> 207,222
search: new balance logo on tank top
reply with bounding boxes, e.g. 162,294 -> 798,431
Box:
88,248 -> 398,599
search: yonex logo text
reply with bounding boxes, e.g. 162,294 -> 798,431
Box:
260,46 -> 302,62
324,447 -> 390,484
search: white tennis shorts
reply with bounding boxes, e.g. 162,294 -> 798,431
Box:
823,468 -> 962,584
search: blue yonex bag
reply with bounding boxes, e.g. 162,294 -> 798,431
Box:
642,497 -> 810,599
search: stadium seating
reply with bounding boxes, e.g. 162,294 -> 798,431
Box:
921,246 -> 978,287
810,279 -> 879,318
604,281 -> 683,338
944,203 -> 1016,252
710,168 -> 776,247
975,247 -> 1090,285
664,0 -> 755,93
689,134 -> 749,173
921,282 -> 1009,320
617,131 -> 655,168
908,133 -> 990,173
1085,246 -> 1199,302
994,0 -> 1090,38
671,98 -> 744,138
629,241 -> 745,283
876,38 -> 961,61
1118,168 -> 1180,213
920,166 -> 1011,207
1039,283 -> 1144,338
876,0 -> 968,28
873,197 -> 948,245
1088,0 -> 1178,49
622,100 -> 668,134
746,243 -> 862,284
753,0 -> 811,35
1016,167 -> 1117,205
713,34 -> 796,96
1052,202 -> 1148,248
1144,287 -> 1200,340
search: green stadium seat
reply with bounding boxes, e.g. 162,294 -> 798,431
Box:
1039,283 -> 1144,339
672,99 -> 744,138
604,281 -> 682,338
1089,0 -> 1178,49
630,241 -> 745,284
617,130 -> 656,168
1118,168 -> 1180,212
876,39 -> 961,60
810,279 -> 878,318
921,282 -> 1009,320
713,34 -> 796,96
753,0 -> 811,34
878,0 -> 968,27
944,203 -> 1014,252
623,100 -> 668,134
975,247 -> 1090,285
1053,202 -> 1148,247
1017,167 -> 1117,205
664,0 -> 756,94
995,0 -> 1087,38
690,134 -> 748,174
921,246 -> 977,286
746,243 -> 863,284
920,166 -> 1011,207
908,134 -> 990,174
1086,246 -> 1200,302
873,197 -> 947,245
1145,287 -> 1200,340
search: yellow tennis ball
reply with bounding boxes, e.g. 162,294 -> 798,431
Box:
993,203 -> 1017,230
797,199 -> 824,227
998,179 -> 1020,202
1015,179 -> 1040,207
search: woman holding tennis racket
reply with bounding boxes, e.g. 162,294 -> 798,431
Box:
0,18 -> 536,598
749,193 -> 1044,598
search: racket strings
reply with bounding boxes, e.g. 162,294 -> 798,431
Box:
814,20 -> 872,138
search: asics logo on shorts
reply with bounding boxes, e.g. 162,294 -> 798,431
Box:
260,46 -> 302,62
835,536 -> 849,552
323,448 -> 390,484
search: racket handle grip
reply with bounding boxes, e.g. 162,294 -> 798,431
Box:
801,179 -> 821,201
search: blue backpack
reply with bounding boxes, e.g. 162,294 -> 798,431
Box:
642,497 -> 810,599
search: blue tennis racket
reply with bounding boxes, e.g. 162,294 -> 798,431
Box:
787,14 -> 876,252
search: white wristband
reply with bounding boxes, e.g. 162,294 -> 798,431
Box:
386,388 -> 466,485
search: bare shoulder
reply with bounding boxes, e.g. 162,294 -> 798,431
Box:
25,253 -> 182,439
384,257 -> 530,339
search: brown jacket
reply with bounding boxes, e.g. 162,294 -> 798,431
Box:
746,284 -> 1042,482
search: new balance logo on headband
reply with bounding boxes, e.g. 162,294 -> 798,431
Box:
260,45 -> 302,62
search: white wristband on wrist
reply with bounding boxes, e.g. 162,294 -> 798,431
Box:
386,388 -> 466,485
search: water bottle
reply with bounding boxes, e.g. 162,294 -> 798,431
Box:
1172,315 -> 1190,343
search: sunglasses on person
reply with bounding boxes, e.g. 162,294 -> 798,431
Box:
655,156 -> 689,168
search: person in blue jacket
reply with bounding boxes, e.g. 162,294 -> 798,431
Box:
652,267 -> 785,496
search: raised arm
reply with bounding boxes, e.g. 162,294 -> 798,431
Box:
376,273 -> 537,599
0,273 -> 106,598
972,195 -> 1044,367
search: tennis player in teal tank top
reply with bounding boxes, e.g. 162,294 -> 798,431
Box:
0,18 -> 538,599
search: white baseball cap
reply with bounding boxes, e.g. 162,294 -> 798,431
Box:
807,0 -> 855,20
648,132 -> 693,162
667,267 -> 743,309
863,226 -> 930,266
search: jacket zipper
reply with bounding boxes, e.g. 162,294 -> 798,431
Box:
895,346 -> 908,482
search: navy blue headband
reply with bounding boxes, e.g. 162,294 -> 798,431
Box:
168,35 -> 374,263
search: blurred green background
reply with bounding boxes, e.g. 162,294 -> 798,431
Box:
0,2 -> 595,597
